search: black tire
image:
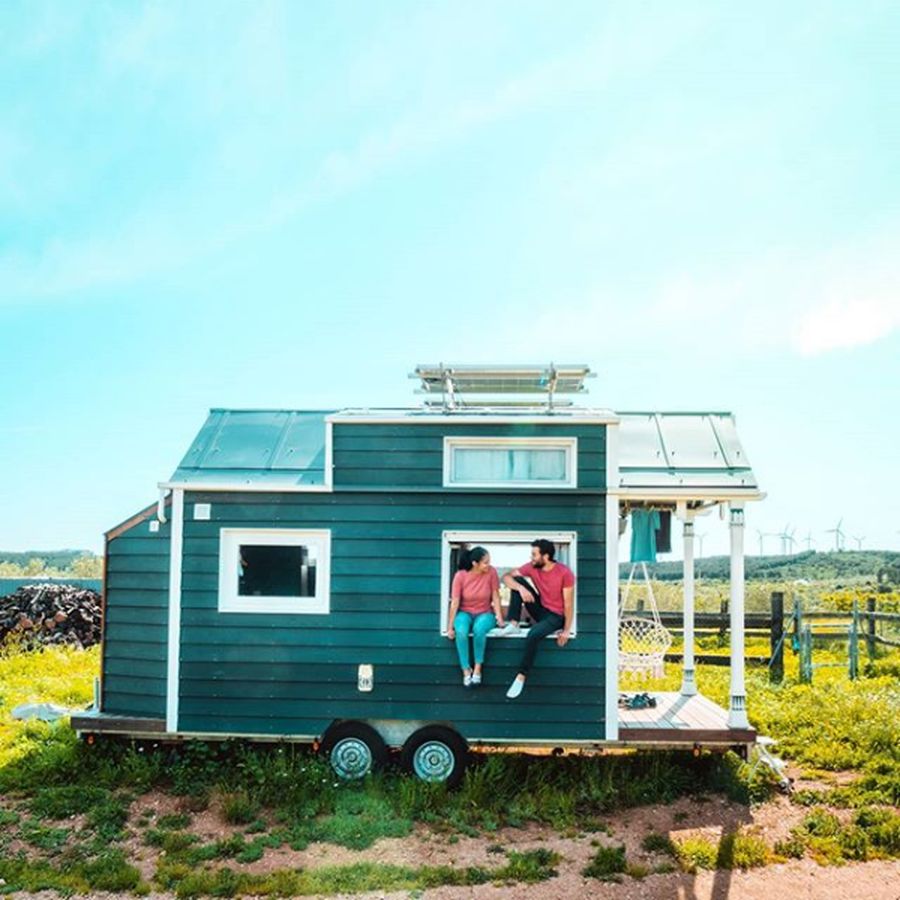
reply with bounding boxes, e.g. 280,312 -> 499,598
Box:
400,725 -> 468,788
319,721 -> 388,781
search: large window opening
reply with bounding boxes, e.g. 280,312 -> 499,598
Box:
441,530 -> 577,637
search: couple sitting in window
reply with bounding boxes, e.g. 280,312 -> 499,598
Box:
446,539 -> 575,699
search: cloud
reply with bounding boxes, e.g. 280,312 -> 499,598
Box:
790,240 -> 900,355
528,226 -> 900,360
0,4 -> 713,304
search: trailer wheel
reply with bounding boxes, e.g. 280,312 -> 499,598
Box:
320,721 -> 387,781
401,726 -> 468,787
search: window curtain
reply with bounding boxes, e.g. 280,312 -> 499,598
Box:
453,447 -> 567,483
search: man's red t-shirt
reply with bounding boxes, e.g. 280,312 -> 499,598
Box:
516,561 -> 575,616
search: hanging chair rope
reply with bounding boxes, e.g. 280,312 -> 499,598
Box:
618,561 -> 672,678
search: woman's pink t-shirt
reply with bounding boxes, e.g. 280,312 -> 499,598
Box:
451,567 -> 499,615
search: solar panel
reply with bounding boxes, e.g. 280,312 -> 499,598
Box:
412,364 -> 593,410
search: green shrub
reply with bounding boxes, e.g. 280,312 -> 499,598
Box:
158,812 -> 192,830
641,832 -> 675,855
802,808 -> 842,837
29,785 -> 109,819
716,830 -> 770,869
220,789 -> 259,825
774,834 -> 806,859
582,844 -> 626,881
675,836 -> 718,872
81,850 -> 141,892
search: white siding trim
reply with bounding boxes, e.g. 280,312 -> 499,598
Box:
604,423 -> 620,741
442,436 -> 578,489
323,419 -> 334,490
158,481 -> 331,493
327,413 -> 619,425
165,488 -> 184,733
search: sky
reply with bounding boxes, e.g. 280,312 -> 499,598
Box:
1,1 -> 898,558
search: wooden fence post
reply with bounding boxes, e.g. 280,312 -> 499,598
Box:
800,623 -> 813,684
866,596 -> 877,660
849,599 -> 859,681
770,591 -> 785,684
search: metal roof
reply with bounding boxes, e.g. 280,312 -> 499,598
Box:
616,412 -> 758,497
167,408 -> 760,498
169,410 -> 335,487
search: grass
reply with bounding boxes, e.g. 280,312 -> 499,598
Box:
150,849 -> 560,898
1,633 -> 899,893
582,843 -> 626,881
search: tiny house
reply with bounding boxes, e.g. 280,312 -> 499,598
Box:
73,364 -> 763,783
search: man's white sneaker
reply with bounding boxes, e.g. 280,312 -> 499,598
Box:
500,621 -> 519,635
506,677 -> 525,699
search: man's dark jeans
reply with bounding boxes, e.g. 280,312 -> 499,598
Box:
508,577 -> 565,676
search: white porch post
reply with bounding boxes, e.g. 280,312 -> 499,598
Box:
681,515 -> 697,696
728,503 -> 749,728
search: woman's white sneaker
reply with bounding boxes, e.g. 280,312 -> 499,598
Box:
471,672 -> 482,686
506,677 -> 525,699
463,672 -> 473,688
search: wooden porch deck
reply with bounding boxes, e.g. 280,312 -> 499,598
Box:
618,692 -> 756,746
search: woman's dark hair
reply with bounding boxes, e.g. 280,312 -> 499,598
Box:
458,545 -> 489,570
531,538 -> 556,560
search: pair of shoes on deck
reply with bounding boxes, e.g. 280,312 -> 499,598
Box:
463,672 -> 483,688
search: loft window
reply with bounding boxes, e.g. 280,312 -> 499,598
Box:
218,528 -> 331,614
440,530 -> 577,637
443,437 -> 577,488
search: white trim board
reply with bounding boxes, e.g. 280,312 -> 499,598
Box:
158,481 -> 331,493
604,422 -> 620,741
327,413 -> 619,425
165,488 -> 184,733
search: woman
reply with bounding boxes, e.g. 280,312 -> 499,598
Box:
447,546 -> 505,687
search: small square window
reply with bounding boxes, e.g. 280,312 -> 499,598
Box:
218,528 -> 330,614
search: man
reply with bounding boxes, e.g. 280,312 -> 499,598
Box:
501,538 -> 575,698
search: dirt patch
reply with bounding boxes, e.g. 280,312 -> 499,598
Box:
9,788 -> 900,899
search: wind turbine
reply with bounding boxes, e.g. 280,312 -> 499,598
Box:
803,531 -> 816,552
756,529 -> 771,556
779,524 -> 797,555
851,535 -> 865,551
826,518 -> 846,551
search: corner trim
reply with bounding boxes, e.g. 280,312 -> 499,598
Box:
604,422 -> 620,741
165,489 -> 184,733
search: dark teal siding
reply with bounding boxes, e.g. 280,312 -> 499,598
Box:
178,479 -> 608,742
333,423 -> 605,492
102,525 -> 170,717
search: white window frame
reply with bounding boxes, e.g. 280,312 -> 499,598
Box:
217,527 -> 331,614
440,530 -> 577,638
442,436 -> 578,489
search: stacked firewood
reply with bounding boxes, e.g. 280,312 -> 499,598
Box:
0,583 -> 102,649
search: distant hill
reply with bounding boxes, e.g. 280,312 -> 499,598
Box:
621,550 -> 900,585
0,549 -> 96,570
